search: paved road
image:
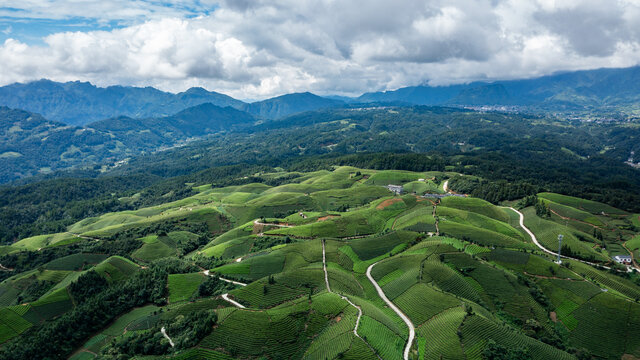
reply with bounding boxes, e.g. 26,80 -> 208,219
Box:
321,240 -> 380,358
161,326 -> 175,347
203,270 -> 248,308
221,293 -> 246,308
505,207 -> 607,269
366,262 -> 415,360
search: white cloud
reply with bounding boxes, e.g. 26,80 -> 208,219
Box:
0,0 -> 639,99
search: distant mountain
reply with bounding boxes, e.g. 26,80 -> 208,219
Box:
0,106 -> 116,182
241,92 -> 344,119
0,103 -> 255,183
0,80 -> 246,125
356,65 -> 640,111
357,84 -> 468,105
88,103 -> 255,146
449,84 -> 513,105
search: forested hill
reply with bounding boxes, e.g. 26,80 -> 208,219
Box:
0,80 -> 246,125
357,65 -> 640,112
241,92 -> 344,119
0,103 -> 257,183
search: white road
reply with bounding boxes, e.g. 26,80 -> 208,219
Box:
203,270 -> 247,287
321,240 -> 380,358
322,240 -> 331,292
221,293 -> 246,309
366,262 -> 415,360
161,326 -> 175,347
505,207 -> 605,268
443,179 -> 450,193
203,270 -> 248,308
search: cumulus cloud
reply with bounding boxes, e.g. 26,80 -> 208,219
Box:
0,0 -> 639,99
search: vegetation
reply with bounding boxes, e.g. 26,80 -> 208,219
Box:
0,167 -> 639,359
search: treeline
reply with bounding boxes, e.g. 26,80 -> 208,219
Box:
0,266 -> 168,360
4,106 -> 640,245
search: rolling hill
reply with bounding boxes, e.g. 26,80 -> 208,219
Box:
241,92 -> 344,119
1,167 -> 639,360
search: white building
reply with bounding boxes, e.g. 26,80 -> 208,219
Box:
613,255 -> 632,265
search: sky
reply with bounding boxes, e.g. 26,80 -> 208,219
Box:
0,0 -> 640,100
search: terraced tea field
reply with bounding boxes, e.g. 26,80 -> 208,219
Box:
1,167 -> 639,360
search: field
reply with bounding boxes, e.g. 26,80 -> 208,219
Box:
2,168 -> 640,359
168,273 -> 205,303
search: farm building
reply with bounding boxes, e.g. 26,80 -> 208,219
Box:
386,184 -> 404,195
613,255 -> 632,265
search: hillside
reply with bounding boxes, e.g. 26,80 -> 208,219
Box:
357,65 -> 640,114
0,104 -> 256,183
0,167 -> 638,360
241,92 -> 344,119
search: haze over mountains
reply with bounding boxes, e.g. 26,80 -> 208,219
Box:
2,65 -> 640,184
1,65 -> 640,127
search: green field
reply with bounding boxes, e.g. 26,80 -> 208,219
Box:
2,168 -> 639,359
168,273 -> 205,303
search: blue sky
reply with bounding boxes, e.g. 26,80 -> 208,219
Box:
0,1 -> 217,44
0,17 -> 123,45
0,1 -> 638,99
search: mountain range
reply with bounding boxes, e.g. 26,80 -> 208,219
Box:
2,65 -> 640,128
2,65 -> 640,184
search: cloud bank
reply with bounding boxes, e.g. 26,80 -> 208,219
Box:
1,0 -> 640,99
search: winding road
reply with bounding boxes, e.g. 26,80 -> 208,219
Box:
203,270 -> 248,308
505,207 -> 606,269
321,240 -> 381,359
161,326 -> 175,347
366,262 -> 415,360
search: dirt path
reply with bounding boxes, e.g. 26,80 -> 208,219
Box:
253,219 -> 293,227
65,232 -> 100,241
622,242 -> 640,272
0,263 -> 14,271
366,262 -> 415,360
548,209 -> 605,230
161,326 -> 175,347
321,240 -> 380,359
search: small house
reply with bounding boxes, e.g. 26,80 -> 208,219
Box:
613,255 -> 632,265
386,185 -> 404,195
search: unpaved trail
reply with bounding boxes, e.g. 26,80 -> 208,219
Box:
253,219 -> 293,227
443,180 -> 449,193
321,240 -> 380,359
65,232 -> 100,241
622,242 -> 640,272
161,326 -> 175,347
366,262 -> 415,360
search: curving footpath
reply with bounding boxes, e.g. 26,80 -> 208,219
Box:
366,262 -> 415,360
